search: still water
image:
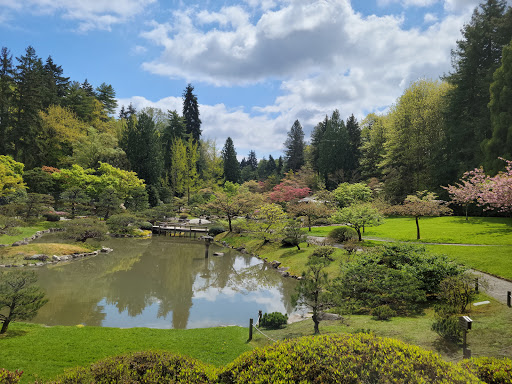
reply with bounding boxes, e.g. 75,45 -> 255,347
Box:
31,236 -> 297,329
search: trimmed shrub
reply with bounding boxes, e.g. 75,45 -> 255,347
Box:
459,356 -> 512,384
106,213 -> 141,236
218,334 -> 480,383
209,224 -> 226,236
139,221 -> 153,230
311,246 -> 337,261
259,312 -> 288,329
327,226 -> 357,243
371,304 -> 396,320
0,369 -> 22,384
43,213 -> 60,222
38,350 -> 217,384
312,217 -> 330,226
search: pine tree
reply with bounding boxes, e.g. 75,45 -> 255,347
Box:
182,84 -> 201,143
247,150 -> 258,170
284,120 -> 305,172
81,79 -> 95,97
222,137 -> 240,183
0,47 -> 14,155
95,83 -> 118,115
42,56 -> 69,109
443,0 -> 512,181
346,114 -> 361,178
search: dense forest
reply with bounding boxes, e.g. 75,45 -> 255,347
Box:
0,0 -> 511,214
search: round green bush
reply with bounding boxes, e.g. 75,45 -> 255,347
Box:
219,334 -> 481,383
259,312 -> 288,329
311,246 -> 337,260
39,351 -> 217,384
327,226 -> 358,243
208,224 -> 226,236
139,221 -> 153,230
371,304 -> 396,320
459,356 -> 512,384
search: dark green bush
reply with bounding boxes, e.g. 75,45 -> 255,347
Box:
208,224 -> 226,236
106,213 -> 141,235
62,218 -> 107,242
327,226 -> 357,243
311,246 -> 337,260
459,356 -> 512,384
371,304 -> 396,320
43,213 -> 60,222
139,221 -> 153,230
0,369 -> 22,384
312,217 -> 330,226
39,351 -> 216,384
431,311 -> 462,342
259,312 -> 288,329
218,334 -> 480,383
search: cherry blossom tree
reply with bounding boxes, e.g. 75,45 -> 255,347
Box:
478,158 -> 512,213
443,167 -> 486,220
268,180 -> 311,204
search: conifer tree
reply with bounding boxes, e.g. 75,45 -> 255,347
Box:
346,114 -> 361,178
42,56 -> 69,109
284,120 -> 305,172
222,137 -> 240,183
182,84 -> 201,143
0,47 -> 14,156
95,83 -> 118,115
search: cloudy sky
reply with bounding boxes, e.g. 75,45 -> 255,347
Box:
0,0 -> 499,159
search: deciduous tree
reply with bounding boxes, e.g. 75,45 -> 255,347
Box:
331,203 -> 383,241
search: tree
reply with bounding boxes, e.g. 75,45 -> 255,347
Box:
184,137 -> 199,203
20,193 -> 54,219
268,180 -> 311,205
182,84 -> 201,142
96,186 -> 122,219
477,157 -> 512,213
248,203 -> 288,243
394,191 -> 452,240
162,110 -> 186,178
345,114 -> 361,178
283,219 -> 307,250
284,120 -> 305,172
288,201 -> 332,231
222,137 -> 240,183
442,168 -> 485,220
0,155 -> 25,199
443,0 -> 512,180
0,215 -> 23,236
0,47 -> 14,156
0,270 -> 48,334
62,218 -> 107,242
60,186 -> 89,218
170,137 -> 187,196
293,255 -> 332,334
42,55 -> 69,109
95,82 -> 118,115
71,127 -> 128,169
331,203 -> 383,241
332,182 -> 372,208
484,40 -> 512,172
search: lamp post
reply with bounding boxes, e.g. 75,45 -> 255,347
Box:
459,316 -> 473,359
203,235 -> 214,259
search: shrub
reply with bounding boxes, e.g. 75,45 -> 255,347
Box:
259,312 -> 288,329
179,213 -> 189,220
62,218 -> 107,242
209,224 -> 226,236
43,213 -> 60,222
219,334 -> 480,383
311,246 -> 337,261
106,213 -> 141,236
0,369 -> 23,384
327,226 -> 357,243
139,221 -> 153,230
312,217 -> 330,226
431,308 -> 462,342
39,351 -> 217,384
459,356 -> 512,384
371,304 -> 397,320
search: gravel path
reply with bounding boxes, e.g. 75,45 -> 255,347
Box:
307,235 -> 512,305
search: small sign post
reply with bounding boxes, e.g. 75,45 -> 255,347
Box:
459,316 -> 472,359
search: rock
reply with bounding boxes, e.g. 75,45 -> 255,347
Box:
52,255 -> 61,261
24,254 -> 49,261
319,312 -> 343,321
270,260 -> 281,268
100,247 -> 113,253
35,263 -> 45,267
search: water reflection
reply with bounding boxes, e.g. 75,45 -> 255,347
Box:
31,236 -> 297,329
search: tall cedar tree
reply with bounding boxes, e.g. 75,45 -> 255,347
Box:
247,150 -> 258,170
284,120 -> 305,172
182,84 -> 202,143
162,110 -> 186,181
346,114 -> 361,179
443,0 -> 512,182
0,47 -> 14,155
42,56 -> 69,109
222,137 -> 240,183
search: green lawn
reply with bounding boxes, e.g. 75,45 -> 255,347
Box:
0,222 -> 57,245
0,323 -> 252,383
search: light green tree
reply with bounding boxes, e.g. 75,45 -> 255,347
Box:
0,155 -> 26,199
331,203 -> 383,241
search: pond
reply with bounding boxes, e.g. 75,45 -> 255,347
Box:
30,235 -> 298,329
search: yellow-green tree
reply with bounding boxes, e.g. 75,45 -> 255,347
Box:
0,155 -> 26,199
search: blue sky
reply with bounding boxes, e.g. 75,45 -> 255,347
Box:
0,0 -> 499,160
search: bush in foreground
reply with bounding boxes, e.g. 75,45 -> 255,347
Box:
0,369 -> 22,384
37,350 -> 216,384
219,334 -> 480,383
259,312 -> 288,329
459,356 -> 512,384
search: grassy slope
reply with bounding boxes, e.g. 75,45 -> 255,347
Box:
0,243 -> 93,265
0,323 -> 251,384
0,222 -> 56,245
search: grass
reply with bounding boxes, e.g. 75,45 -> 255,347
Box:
0,323 -> 252,383
250,293 -> 512,363
0,243 -> 93,265
0,221 -> 57,245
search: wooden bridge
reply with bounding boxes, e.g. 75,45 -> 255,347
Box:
152,222 -> 209,238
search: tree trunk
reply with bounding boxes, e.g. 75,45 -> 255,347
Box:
415,216 -> 420,240
357,228 -> 362,241
465,205 -> 469,221
228,215 -> 232,232
0,318 -> 10,334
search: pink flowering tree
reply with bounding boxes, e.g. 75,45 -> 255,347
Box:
478,158 -> 512,214
268,180 -> 311,205
443,167 -> 486,220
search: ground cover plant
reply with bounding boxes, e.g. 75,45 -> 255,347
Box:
0,243 -> 93,266
0,222 -> 55,245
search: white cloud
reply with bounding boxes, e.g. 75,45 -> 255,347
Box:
1,0 -> 156,31
424,12 -> 438,23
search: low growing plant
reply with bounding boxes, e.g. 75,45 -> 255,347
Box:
327,226 -> 357,243
259,312 -> 288,329
459,356 -> 512,384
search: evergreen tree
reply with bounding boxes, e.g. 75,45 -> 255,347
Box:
13,46 -> 45,168
0,47 -> 14,156
277,156 -> 284,175
484,40 -> 512,173
118,105 -> 127,120
63,81 -> 96,122
95,83 -> 118,115
81,79 -> 95,97
310,117 -> 328,176
443,0 -> 512,181
42,56 -> 69,109
267,154 -> 277,175
247,150 -> 258,170
284,120 -> 305,172
162,110 -> 187,178
182,84 -> 201,142
222,137 -> 240,183
346,114 -> 361,178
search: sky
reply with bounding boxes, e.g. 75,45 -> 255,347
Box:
0,0 -> 504,160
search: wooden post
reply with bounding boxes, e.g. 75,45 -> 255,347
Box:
475,278 -> 478,293
258,310 -> 262,326
248,318 -> 253,341
507,291 -> 511,307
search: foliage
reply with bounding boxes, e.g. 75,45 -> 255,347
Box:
0,155 -> 25,199
259,312 -> 288,329
62,218 -> 107,242
219,333 -> 481,383
284,119 -> 305,172
60,186 -> 89,218
221,137 -> 240,183
371,304 -> 396,321
182,84 -> 202,143
332,182 -> 372,208
287,201 -> 331,231
246,203 -> 288,243
443,166 -> 484,220
139,221 -> 153,230
208,224 -> 226,236
431,311 -> 463,342
310,246 -> 337,261
331,203 -> 383,241
437,273 -> 477,313
40,351 -> 216,384
0,215 -> 22,236
0,269 -> 48,334
0,369 -> 22,384
268,180 -> 311,204
282,219 -> 307,250
459,356 -> 512,384
106,213 -> 142,236
327,226 -> 357,243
